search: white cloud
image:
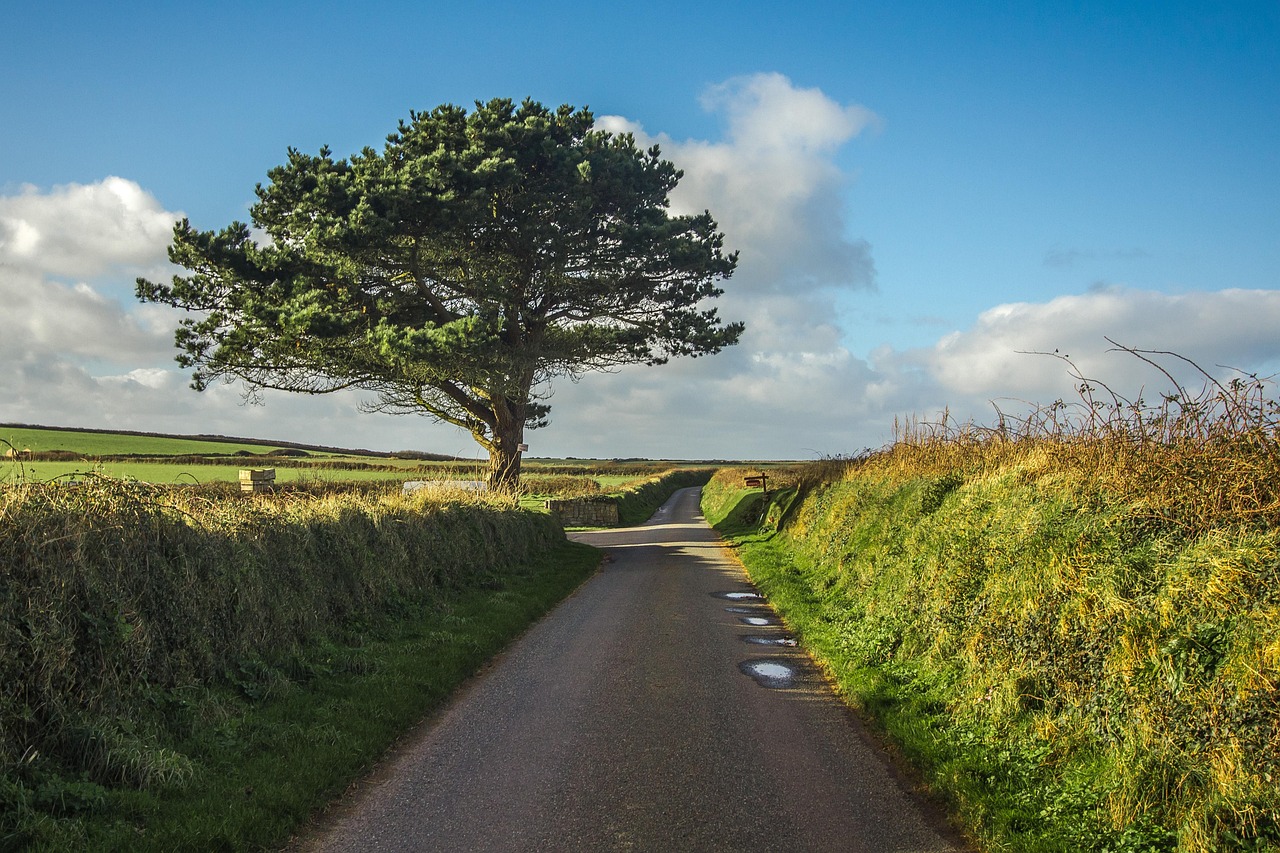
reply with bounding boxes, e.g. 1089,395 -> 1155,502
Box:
699,72 -> 880,155
0,272 -> 177,363
0,177 -> 178,278
890,289 -> 1280,427
536,74 -> 890,458
0,177 -> 478,452
0,179 -> 183,370
597,72 -> 879,297
546,285 -> 1280,459
562,69 -> 1280,459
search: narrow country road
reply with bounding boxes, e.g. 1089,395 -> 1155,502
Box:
294,487 -> 964,852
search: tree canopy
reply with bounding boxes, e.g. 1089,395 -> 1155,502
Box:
137,98 -> 741,489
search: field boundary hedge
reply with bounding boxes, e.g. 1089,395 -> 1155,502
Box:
610,468 -> 714,525
0,479 -> 574,848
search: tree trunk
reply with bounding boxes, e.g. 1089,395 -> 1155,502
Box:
486,402 -> 525,493
487,442 -> 522,493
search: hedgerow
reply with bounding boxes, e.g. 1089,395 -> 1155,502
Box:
0,479 -> 562,846
706,351 -> 1280,852
612,468 -> 714,525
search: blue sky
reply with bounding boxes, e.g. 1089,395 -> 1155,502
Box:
2,1 -> 1278,459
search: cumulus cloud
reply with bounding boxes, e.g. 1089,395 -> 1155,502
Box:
0,178 -> 182,369
549,284 -> 1280,459
0,275 -> 177,364
0,177 -> 480,451
0,179 -> 207,434
597,72 -> 879,298
904,288 -> 1280,405
548,76 -> 1280,458
0,177 -> 178,278
535,74 -> 889,457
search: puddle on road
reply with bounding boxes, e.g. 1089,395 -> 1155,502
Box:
743,635 -> 799,647
740,616 -> 772,626
724,606 -> 758,614
715,591 -> 763,601
739,659 -> 797,688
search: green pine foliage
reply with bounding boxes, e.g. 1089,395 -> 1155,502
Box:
137,98 -> 741,489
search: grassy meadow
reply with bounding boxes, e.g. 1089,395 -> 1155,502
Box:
0,424 -> 686,495
0,425 -> 327,458
705,368 -> 1280,851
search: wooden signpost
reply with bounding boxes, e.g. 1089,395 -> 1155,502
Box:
743,474 -> 768,495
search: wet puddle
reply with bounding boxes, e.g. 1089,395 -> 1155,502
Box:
724,606 -> 758,614
715,591 -> 763,601
739,659 -> 798,688
740,616 -> 772,626
743,635 -> 799,647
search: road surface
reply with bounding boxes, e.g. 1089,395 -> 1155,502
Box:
294,487 -> 964,852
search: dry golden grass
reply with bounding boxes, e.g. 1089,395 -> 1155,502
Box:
847,344 -> 1280,536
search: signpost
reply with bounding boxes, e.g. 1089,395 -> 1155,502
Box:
743,474 -> 769,496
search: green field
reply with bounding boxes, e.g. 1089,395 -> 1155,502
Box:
0,424 -> 480,485
0,461 -> 448,485
2,457 -> 651,489
0,425 -> 320,457
0,425 -> 699,492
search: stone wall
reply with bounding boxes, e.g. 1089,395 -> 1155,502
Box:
545,498 -> 619,527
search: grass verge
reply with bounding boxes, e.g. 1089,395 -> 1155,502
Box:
704,350 -> 1280,852
613,468 -> 714,526
704,464 -> 1280,853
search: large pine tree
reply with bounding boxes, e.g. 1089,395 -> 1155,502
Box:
138,98 -> 741,489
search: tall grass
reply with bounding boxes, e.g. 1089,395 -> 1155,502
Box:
0,478 -> 566,848
706,350 -> 1280,852
880,342 -> 1280,533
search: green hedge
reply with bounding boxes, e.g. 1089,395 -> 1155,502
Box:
612,468 -> 714,525
0,479 -> 562,810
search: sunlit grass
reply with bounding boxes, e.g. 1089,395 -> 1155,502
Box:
705,350 -> 1280,852
0,477 -> 589,850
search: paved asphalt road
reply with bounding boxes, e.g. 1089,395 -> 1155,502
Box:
294,487 -> 964,852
